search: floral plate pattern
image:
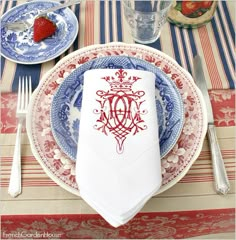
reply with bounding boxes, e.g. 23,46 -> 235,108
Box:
51,56 -> 185,161
26,42 -> 207,195
0,1 -> 78,64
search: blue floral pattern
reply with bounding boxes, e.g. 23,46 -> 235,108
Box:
1,1 -> 78,64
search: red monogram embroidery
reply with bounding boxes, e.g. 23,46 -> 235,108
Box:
94,69 -> 148,154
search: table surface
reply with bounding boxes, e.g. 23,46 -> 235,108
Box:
1,1 -> 235,239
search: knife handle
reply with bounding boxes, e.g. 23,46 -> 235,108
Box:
207,124 -> 230,195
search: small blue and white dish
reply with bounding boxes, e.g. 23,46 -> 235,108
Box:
0,1 -> 78,64
50,56 -> 185,161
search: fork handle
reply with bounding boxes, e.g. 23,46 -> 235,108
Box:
8,122 -> 22,197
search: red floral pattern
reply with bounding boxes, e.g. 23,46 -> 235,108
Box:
1,93 -> 18,134
210,90 -> 235,126
2,90 -> 234,179
2,90 -> 234,135
1,209 -> 235,239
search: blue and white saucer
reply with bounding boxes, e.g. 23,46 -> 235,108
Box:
50,56 -> 185,161
1,1 -> 78,64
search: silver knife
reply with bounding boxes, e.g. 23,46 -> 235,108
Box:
193,55 -> 230,195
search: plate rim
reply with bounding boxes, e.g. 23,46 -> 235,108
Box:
0,0 -> 79,64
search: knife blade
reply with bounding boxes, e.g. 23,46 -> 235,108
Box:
193,55 -> 230,195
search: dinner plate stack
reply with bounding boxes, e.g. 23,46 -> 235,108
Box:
26,42 -> 207,224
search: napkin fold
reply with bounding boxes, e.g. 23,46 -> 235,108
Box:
76,68 -> 162,227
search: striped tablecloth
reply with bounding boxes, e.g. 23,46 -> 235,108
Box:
0,1 -> 235,239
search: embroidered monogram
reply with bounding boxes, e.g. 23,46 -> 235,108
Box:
94,69 -> 148,154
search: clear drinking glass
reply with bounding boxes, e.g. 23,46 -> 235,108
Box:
123,0 -> 173,44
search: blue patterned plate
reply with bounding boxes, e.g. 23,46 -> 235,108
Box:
50,56 -> 185,161
0,1 -> 78,64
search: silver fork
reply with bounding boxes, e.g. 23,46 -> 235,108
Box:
2,0 -> 81,32
8,76 -> 32,197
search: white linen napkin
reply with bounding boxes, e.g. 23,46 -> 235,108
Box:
76,68 -> 162,227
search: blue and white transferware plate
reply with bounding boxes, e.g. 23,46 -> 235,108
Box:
50,56 -> 185,161
0,1 -> 78,64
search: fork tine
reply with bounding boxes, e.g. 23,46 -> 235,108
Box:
29,76 -> 32,102
25,76 -> 28,109
21,77 -> 25,110
17,77 -> 21,111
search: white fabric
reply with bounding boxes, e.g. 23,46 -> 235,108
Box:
76,69 -> 162,227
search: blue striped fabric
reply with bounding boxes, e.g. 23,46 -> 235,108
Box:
73,3 -> 80,49
100,1 -> 105,44
170,26 -> 197,75
0,56 -> 5,79
0,0 -> 235,91
179,28 -> 191,74
216,5 -> 234,66
211,6 -> 235,88
100,1 -> 123,44
165,1 -> 235,88
188,30 -> 197,58
222,1 -> 234,42
116,1 -> 123,42
144,39 -> 161,52
169,24 -> 182,66
108,1 -> 113,42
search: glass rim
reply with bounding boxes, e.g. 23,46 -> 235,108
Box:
122,0 -> 174,14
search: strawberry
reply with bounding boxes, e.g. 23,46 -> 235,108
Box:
181,1 -> 201,16
33,16 -> 56,42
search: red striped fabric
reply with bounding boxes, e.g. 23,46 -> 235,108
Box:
198,26 -> 223,89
